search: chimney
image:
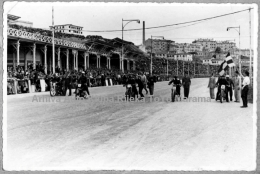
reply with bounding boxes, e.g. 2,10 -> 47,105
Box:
143,21 -> 145,46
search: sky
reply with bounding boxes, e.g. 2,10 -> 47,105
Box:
4,2 -> 257,49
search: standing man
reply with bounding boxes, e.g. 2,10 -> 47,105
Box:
241,71 -> 250,108
226,75 -> 234,101
64,71 -> 72,96
136,75 -> 144,98
233,71 -> 241,103
141,72 -> 148,95
182,72 -> 191,99
147,73 -> 155,96
208,73 -> 216,99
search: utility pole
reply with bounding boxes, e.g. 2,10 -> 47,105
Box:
52,6 -> 55,74
249,8 -> 252,85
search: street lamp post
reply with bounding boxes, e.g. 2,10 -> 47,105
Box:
227,26 -> 240,76
150,36 -> 164,75
52,6 -> 55,74
122,19 -> 140,73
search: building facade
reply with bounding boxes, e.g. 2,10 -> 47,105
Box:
51,24 -> 83,35
144,39 -> 174,52
192,38 -> 236,52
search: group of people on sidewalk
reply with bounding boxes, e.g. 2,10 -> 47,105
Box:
208,70 -> 251,108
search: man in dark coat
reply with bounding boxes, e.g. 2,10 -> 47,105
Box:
215,75 -> 229,102
136,75 -> 144,98
147,74 -> 156,96
64,71 -> 72,96
226,75 -> 234,101
78,72 -> 90,96
182,72 -> 191,99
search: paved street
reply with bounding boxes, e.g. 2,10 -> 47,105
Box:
5,78 -> 255,171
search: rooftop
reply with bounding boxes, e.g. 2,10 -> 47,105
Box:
53,24 -> 83,28
8,14 -> 21,21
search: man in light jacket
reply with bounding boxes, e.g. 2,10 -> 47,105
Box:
208,73 -> 216,99
240,71 -> 250,108
141,72 -> 148,94
233,71 -> 241,103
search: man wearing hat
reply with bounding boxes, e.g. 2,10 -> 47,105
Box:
226,74 -> 234,102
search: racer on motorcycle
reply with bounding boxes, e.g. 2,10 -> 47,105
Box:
215,75 -> 228,103
76,72 -> 90,98
50,73 -> 64,96
168,76 -> 182,102
124,74 -> 138,100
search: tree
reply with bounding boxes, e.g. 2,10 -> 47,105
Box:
215,47 -> 222,53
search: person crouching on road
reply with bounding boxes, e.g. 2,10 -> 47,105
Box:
182,72 -> 191,99
226,75 -> 234,102
208,73 -> 216,99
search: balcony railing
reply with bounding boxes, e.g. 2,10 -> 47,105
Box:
7,28 -> 87,50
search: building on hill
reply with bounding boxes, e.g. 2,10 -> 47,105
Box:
192,38 -> 217,51
192,38 -> 236,52
144,38 -> 174,53
202,57 -> 223,66
7,14 -> 33,27
216,41 -> 236,52
240,55 -> 254,66
50,24 -> 83,35
170,43 -> 203,53
153,52 -> 193,61
231,48 -> 254,58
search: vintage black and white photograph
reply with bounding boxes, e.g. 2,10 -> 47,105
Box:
3,2 -> 258,171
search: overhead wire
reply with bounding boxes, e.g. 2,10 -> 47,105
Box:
81,7 -> 253,33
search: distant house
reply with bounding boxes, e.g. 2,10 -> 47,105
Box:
50,24 -> 83,35
240,55 -> 253,66
202,57 -> 223,65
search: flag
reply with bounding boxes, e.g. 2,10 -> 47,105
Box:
218,60 -> 229,76
225,52 -> 235,67
218,52 -> 235,75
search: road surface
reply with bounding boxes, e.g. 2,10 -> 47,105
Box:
5,78 -> 255,171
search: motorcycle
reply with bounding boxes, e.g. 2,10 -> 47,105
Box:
50,80 -> 64,97
75,83 -> 88,99
170,84 -> 181,102
125,84 -> 134,100
220,85 -> 226,103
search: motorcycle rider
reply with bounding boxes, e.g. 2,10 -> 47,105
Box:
168,76 -> 182,96
125,74 -> 137,99
77,71 -> 90,96
215,74 -> 229,102
168,76 -> 182,102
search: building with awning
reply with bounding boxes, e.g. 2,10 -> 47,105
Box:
7,20 -> 146,73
